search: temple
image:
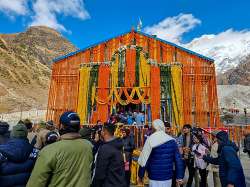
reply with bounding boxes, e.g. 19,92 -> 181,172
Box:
46,29 -> 220,130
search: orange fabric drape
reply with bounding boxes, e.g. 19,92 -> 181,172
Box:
150,66 -> 161,120
96,65 -> 110,123
182,65 -> 193,124
125,48 -> 136,87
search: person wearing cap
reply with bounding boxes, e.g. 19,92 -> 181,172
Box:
45,131 -> 59,146
137,119 -> 184,187
79,126 -> 100,156
92,123 -> 126,187
27,111 -> 93,187
203,131 -> 246,187
0,121 -> 35,187
35,120 -> 55,149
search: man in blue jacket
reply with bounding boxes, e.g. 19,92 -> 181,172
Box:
138,119 -> 184,187
0,121 -> 35,187
203,131 -> 246,187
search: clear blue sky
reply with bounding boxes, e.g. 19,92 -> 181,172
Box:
0,0 -> 250,49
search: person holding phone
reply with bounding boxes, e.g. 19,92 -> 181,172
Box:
192,133 -> 208,187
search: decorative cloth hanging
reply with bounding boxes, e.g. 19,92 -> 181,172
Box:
139,52 -> 151,87
125,48 -> 136,87
87,65 -> 99,118
77,66 -> 91,124
96,65 -> 110,122
171,65 -> 184,131
160,66 -> 172,123
111,55 -> 119,88
95,87 -> 150,106
150,66 -> 161,120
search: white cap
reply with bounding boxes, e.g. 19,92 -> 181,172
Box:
152,119 -> 165,132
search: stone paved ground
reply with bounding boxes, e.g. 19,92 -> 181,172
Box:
131,150 -> 250,186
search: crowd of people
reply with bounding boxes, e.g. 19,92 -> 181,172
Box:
108,110 -> 145,126
0,111 -> 249,187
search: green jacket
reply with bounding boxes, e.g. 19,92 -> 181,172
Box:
27,133 -> 93,187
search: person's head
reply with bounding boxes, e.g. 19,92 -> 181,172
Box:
38,121 -> 46,130
96,120 -> 102,126
152,119 -> 165,133
182,124 -> 192,134
121,128 -> 130,138
211,130 -> 220,142
10,121 -> 28,139
23,119 -> 33,132
59,111 -> 80,135
197,128 -> 203,135
46,120 -> 55,131
101,123 -> 116,142
0,121 -> 9,135
193,133 -> 202,144
45,131 -> 59,145
216,131 -> 229,145
164,121 -> 171,135
79,126 -> 92,140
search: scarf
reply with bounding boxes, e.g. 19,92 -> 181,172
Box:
138,119 -> 174,167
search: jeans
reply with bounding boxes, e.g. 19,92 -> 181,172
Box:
213,172 -> 221,187
184,158 -> 195,187
198,169 -> 207,187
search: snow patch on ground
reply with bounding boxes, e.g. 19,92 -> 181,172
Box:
217,85 -> 250,110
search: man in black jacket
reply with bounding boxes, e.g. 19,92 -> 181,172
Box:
121,128 -> 135,187
92,123 -> 126,187
0,121 -> 10,144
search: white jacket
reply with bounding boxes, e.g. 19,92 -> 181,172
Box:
192,143 -> 207,169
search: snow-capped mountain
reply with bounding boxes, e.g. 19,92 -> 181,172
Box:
185,29 -> 250,73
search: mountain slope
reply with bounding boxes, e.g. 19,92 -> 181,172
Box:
217,55 -> 250,86
0,26 -> 77,113
186,30 -> 250,73
217,85 -> 250,110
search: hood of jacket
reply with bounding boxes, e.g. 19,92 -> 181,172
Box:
216,131 -> 239,153
105,138 -> 123,151
0,138 -> 33,162
216,131 -> 229,144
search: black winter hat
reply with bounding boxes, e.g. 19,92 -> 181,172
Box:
216,131 -> 229,143
46,131 -> 59,145
79,127 -> 92,139
0,121 -> 9,135
46,120 -> 54,127
11,122 -> 28,139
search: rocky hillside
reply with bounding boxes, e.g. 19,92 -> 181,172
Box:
0,26 -> 77,113
217,55 -> 250,86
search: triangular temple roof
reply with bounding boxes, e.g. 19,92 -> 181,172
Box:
53,30 -> 214,63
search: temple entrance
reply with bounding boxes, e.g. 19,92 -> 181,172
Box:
115,90 -> 142,113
